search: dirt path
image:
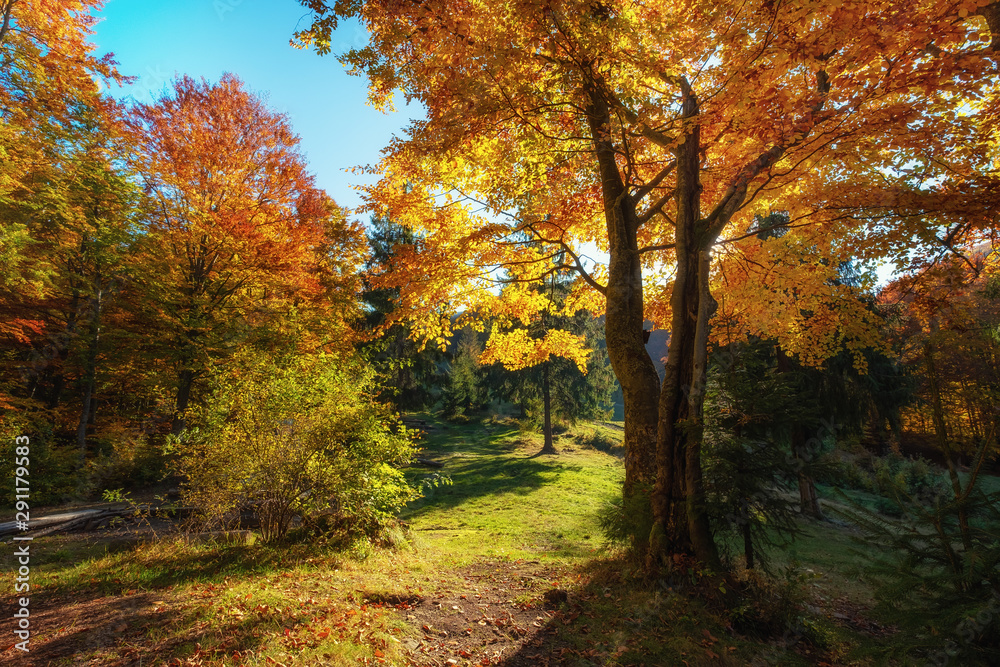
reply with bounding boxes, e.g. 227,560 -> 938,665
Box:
392,560 -> 592,667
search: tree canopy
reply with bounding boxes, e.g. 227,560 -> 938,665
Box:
297,0 -> 1000,566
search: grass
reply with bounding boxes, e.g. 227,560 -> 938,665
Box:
0,414 -> 910,665
402,418 -> 622,563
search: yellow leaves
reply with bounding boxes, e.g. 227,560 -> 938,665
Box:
714,223 -> 887,372
481,327 -> 590,372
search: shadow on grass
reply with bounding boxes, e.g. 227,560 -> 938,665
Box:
491,556 -> 836,667
4,589 -> 282,666
32,538 -> 337,599
404,451 -> 573,519
3,540 -> 369,664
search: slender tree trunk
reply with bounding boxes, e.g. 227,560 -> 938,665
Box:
173,367 -> 196,435
77,286 -> 103,462
540,361 -> 556,455
792,424 -> 823,518
742,517 -> 754,570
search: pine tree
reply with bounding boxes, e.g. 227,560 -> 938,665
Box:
360,216 -> 445,410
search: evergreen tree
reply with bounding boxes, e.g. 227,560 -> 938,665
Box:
704,338 -> 807,570
441,326 -> 489,418
485,267 -> 616,453
360,216 -> 445,410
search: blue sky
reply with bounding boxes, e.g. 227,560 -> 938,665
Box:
92,0 -> 420,214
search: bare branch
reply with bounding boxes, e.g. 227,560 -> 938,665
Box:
638,242 -> 675,255
702,66 -> 832,239
526,221 -> 608,295
633,159 -> 677,202
0,0 -> 15,46
637,190 -> 676,226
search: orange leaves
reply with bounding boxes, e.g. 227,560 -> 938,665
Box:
298,0 -> 997,375
126,73 -> 362,370
1,0 -> 121,198
715,230 -> 884,370
129,74 -> 334,297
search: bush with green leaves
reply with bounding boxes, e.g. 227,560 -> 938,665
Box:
820,451 -> 950,512
89,425 -> 166,492
871,452 -> 949,504
0,408 -> 83,505
174,351 -> 418,543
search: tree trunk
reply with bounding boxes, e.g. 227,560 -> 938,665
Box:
649,84 -> 720,570
742,516 -> 754,570
77,286 -> 103,463
0,1 -> 16,47
792,424 -> 823,518
540,361 -> 556,455
172,367 -> 196,435
49,286 -> 83,409
585,84 -> 659,526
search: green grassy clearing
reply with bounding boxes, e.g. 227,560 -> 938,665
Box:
1,416 -> 904,665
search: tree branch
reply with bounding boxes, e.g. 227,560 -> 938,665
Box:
638,242 -> 675,255
637,190 -> 676,226
633,160 -> 677,202
526,221 -> 607,295
0,0 -> 15,46
702,67 -> 832,240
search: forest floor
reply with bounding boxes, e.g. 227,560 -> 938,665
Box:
1,417 -> 896,666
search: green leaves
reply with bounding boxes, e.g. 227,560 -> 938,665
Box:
175,349 -> 418,543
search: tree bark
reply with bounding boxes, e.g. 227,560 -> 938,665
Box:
172,366 -> 196,435
540,361 -> 556,455
584,84 -> 659,511
0,1 -> 16,47
742,517 -> 754,570
649,83 -> 721,570
792,424 -> 823,518
77,286 -> 103,462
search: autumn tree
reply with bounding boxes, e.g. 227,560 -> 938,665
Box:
0,0 -> 122,386
297,0 -> 999,568
883,247 -> 999,473
0,0 -> 139,477
0,0 -> 119,201
127,74 -> 361,433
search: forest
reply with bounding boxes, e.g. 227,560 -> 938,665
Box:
1,0 -> 999,665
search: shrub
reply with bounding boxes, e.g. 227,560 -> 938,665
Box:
820,451 -> 949,509
574,426 -> 623,457
598,484 -> 654,555
818,453 -> 876,493
89,425 -> 166,492
871,453 -> 948,504
0,408 -> 84,505
173,351 -> 418,543
728,566 -> 810,639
